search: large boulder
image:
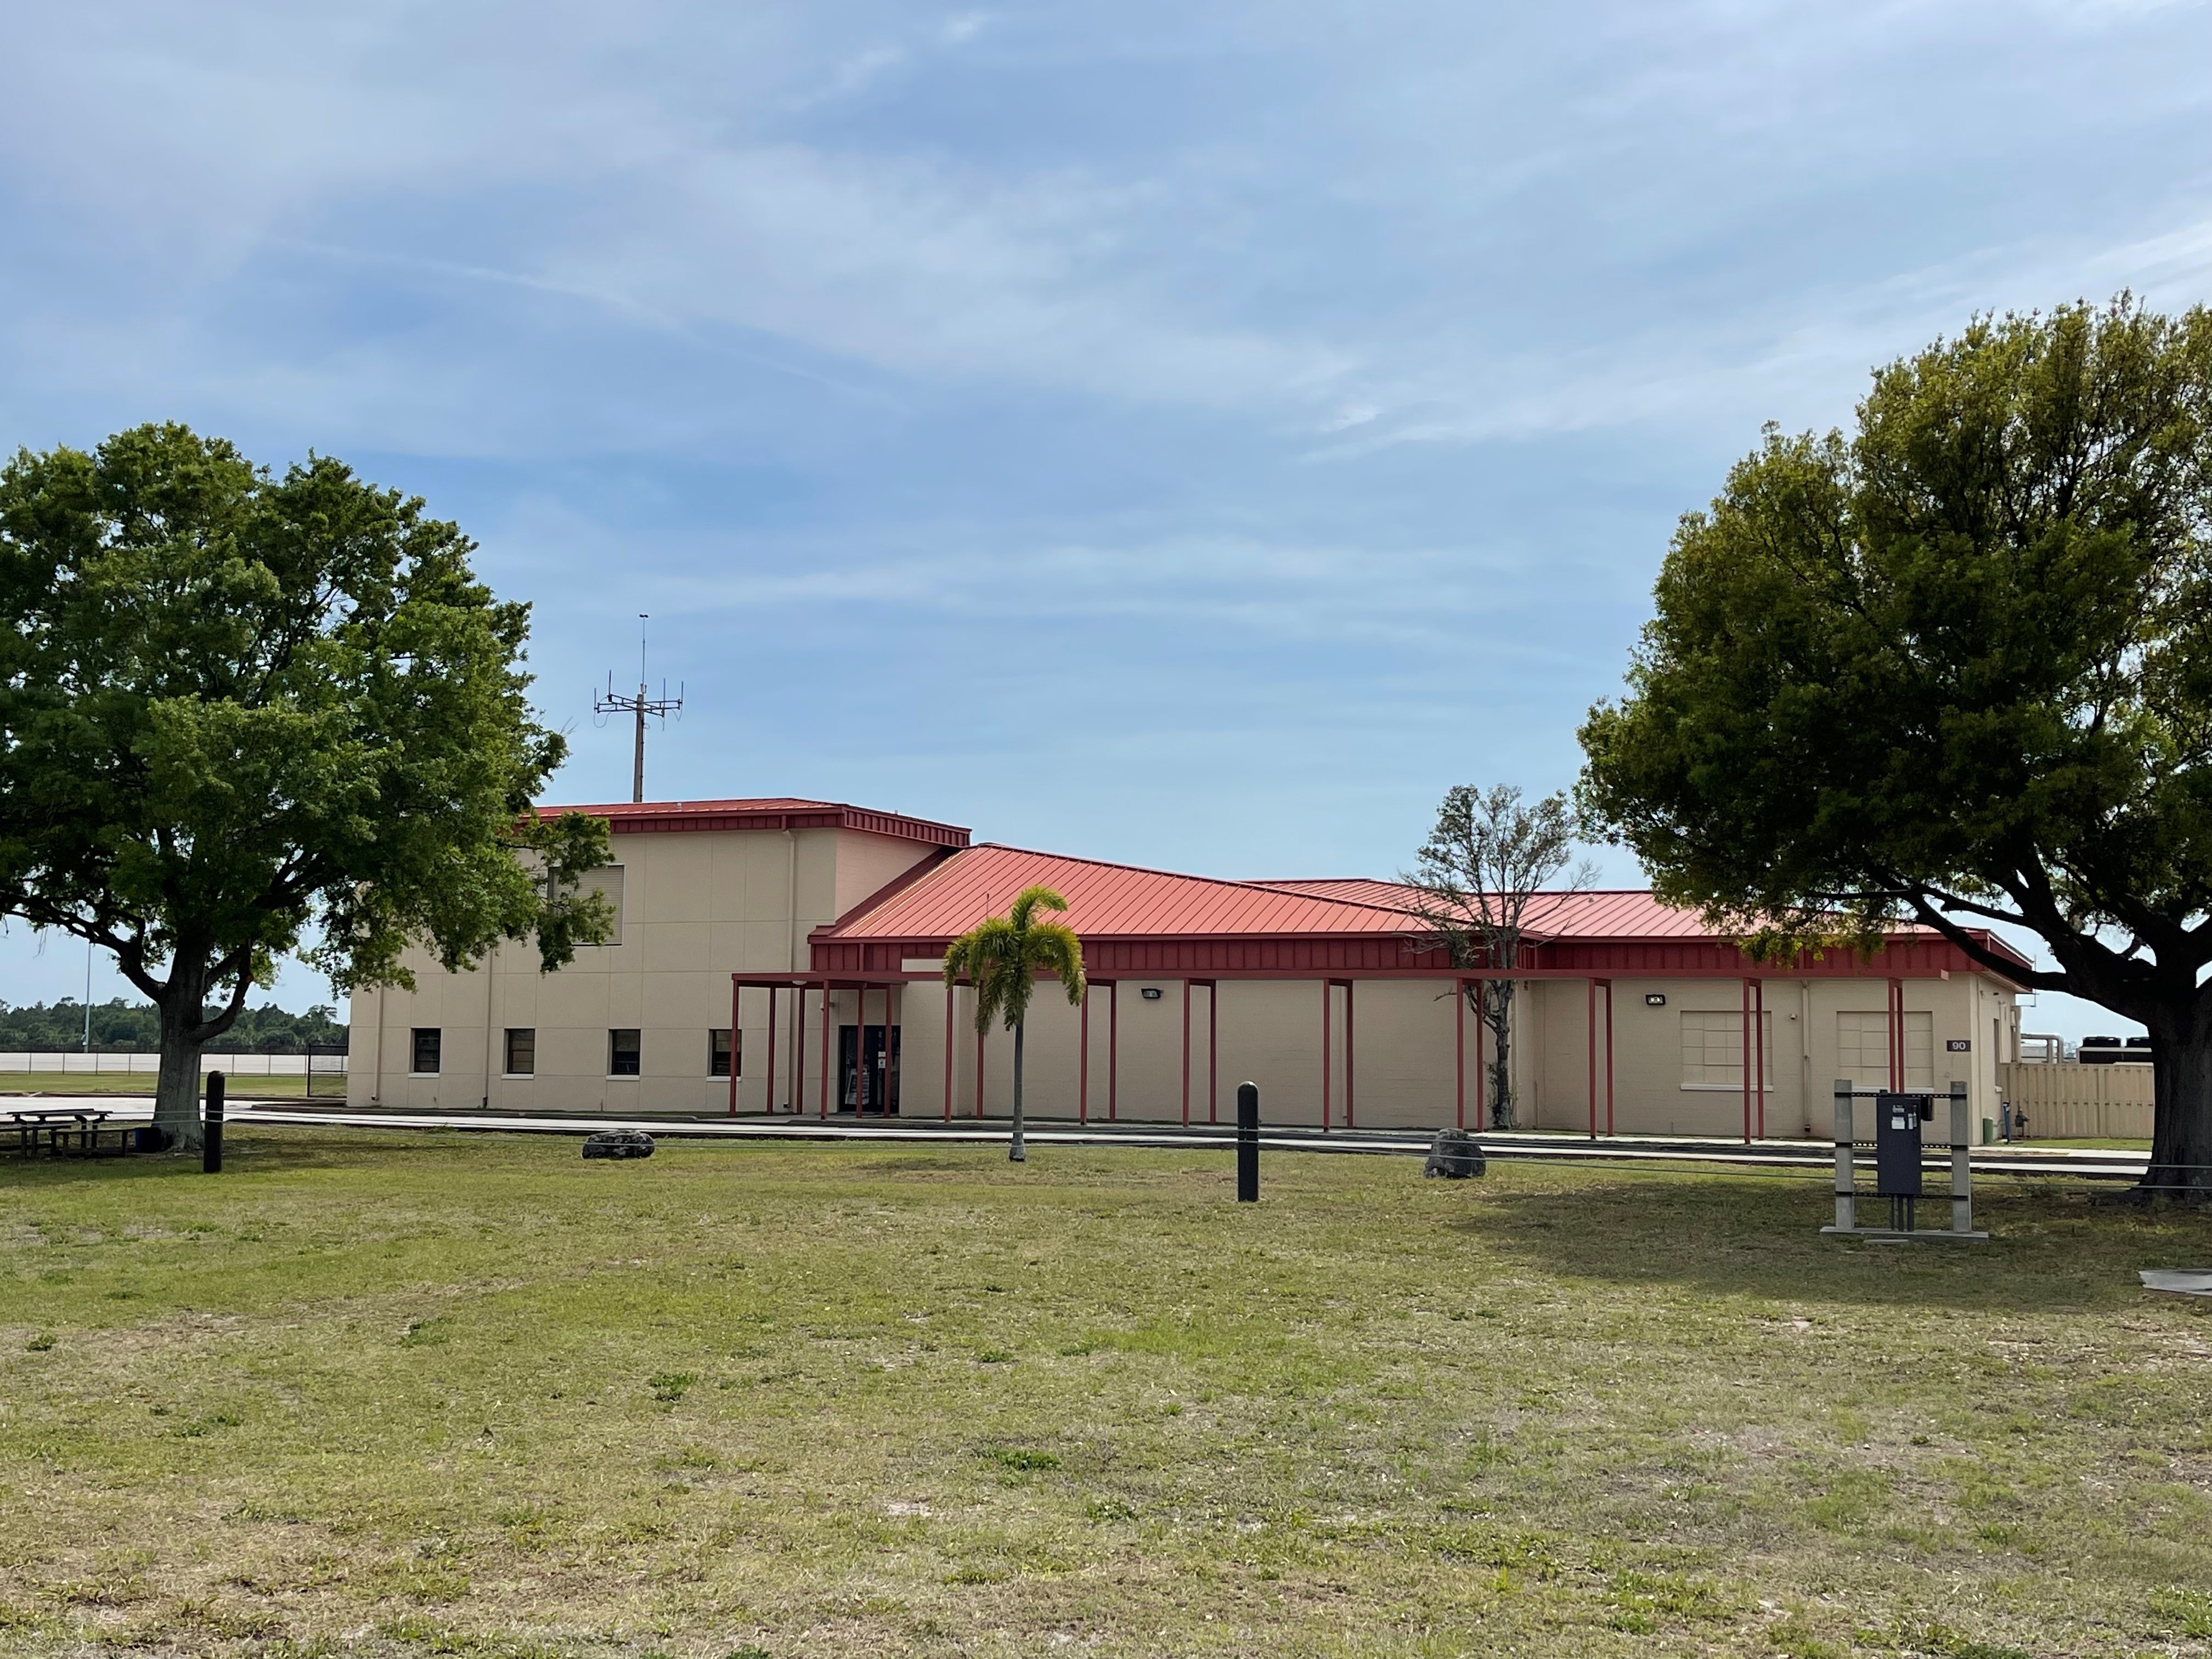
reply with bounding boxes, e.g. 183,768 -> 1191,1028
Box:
582,1128 -> 655,1160
1423,1128 -> 1486,1180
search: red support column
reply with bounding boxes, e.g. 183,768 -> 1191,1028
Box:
794,983 -> 806,1119
1888,977 -> 1905,1092
1740,977 -> 1752,1143
1753,978 -> 1767,1139
1587,976 -> 1599,1140
764,984 -> 778,1115
1108,981 -> 1119,1122
1180,978 -> 1192,1128
1207,981 -> 1218,1126
1454,978 -> 1466,1131
1474,980 -> 1486,1128
819,982 -> 832,1119
1604,979 -> 1616,1137
1344,980 -> 1356,1130
1079,985 -> 1090,1125
728,980 -> 740,1115
1320,979 -> 1331,1133
942,979 -> 955,1123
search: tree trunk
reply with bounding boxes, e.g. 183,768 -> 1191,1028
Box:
2146,1020 -> 2212,1199
1486,981 -> 1515,1130
153,976 -> 208,1150
1009,1020 -> 1026,1163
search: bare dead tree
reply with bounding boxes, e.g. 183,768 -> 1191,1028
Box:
1401,785 -> 1596,1128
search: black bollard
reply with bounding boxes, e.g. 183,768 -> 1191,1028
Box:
202,1070 -> 225,1174
1236,1081 -> 1259,1203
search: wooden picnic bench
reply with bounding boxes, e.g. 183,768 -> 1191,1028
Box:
5,1106 -> 144,1157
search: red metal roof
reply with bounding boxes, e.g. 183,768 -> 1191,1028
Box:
808,849 -> 2032,981
1251,881 -> 2032,966
1251,882 -> 1725,941
539,797 -> 969,847
820,844 -> 1411,944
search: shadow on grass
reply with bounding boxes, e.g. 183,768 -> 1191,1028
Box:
1445,1167 -> 2212,1314
0,1128 -> 490,1187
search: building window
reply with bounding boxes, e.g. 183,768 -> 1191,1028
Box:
709,1028 -> 736,1078
410,1028 -> 442,1075
1838,1011 -> 1932,1091
1679,1010 -> 1773,1088
504,1028 -> 536,1076
609,1028 -> 641,1077
574,866 -> 624,943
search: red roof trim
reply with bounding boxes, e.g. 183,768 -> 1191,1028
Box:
538,797 -> 970,848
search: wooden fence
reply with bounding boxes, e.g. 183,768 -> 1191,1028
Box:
1996,1062 -> 2153,1140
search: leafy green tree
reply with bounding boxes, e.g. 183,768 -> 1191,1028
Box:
943,885 -> 1085,1162
0,424 -> 612,1144
1402,785 -> 1594,1128
1578,298 -> 2212,1195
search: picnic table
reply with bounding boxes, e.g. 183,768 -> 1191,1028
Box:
6,1105 -> 139,1157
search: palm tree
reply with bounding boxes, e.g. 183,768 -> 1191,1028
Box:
943,885 -> 1085,1163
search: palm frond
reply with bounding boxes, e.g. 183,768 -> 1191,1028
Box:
942,887 -> 1085,1034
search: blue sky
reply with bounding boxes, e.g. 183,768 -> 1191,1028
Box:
4,0 -> 2210,1036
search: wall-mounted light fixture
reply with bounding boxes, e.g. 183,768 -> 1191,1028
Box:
1645,992 -> 1667,1007
1140,987 -> 1164,1001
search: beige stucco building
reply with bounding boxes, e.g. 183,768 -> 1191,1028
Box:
349,796 -> 2028,1139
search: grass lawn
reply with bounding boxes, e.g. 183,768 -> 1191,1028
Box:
0,1071 -> 325,1100
3,1131 -> 2210,1658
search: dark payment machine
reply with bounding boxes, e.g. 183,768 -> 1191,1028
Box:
1875,1091 -> 1932,1229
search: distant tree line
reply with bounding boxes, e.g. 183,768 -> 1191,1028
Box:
0,999 -> 348,1053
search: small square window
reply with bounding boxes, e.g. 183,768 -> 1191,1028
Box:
504,1028 -> 535,1076
709,1028 -> 736,1078
410,1028 -> 442,1075
609,1028 -> 641,1077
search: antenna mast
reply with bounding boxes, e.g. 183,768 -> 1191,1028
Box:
594,614 -> 684,804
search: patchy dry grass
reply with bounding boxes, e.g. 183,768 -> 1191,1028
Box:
1,1128 -> 2208,1658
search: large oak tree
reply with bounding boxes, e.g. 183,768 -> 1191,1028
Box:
1579,299 -> 2212,1195
0,424 -> 612,1143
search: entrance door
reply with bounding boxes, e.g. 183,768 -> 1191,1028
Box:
837,1024 -> 902,1114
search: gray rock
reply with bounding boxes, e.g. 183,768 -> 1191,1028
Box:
582,1128 -> 655,1160
1423,1128 -> 1485,1180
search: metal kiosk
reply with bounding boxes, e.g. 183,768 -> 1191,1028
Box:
1821,1077 -> 1988,1242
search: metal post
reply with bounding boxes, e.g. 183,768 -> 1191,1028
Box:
819,983 -> 831,1119
1950,1078 -> 1971,1235
1832,1079 -> 1854,1232
202,1070 -> 225,1175
943,978 -> 955,1124
1079,984 -> 1090,1125
1236,1081 -> 1259,1202
975,1014 -> 985,1119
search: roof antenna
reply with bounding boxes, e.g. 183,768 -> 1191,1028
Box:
595,613 -> 684,804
